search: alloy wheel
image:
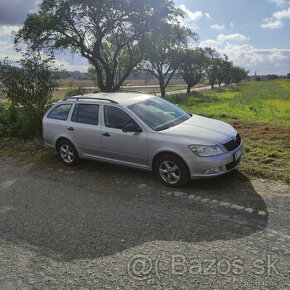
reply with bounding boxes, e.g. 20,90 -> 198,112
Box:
60,144 -> 74,164
159,160 -> 181,185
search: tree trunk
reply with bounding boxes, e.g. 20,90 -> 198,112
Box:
104,73 -> 115,92
211,83 -> 214,89
219,81 -> 221,87
160,85 -> 166,97
187,85 -> 191,94
159,77 -> 166,97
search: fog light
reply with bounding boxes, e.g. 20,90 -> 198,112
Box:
204,167 -> 222,174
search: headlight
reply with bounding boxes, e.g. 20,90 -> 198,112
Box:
189,144 -> 224,157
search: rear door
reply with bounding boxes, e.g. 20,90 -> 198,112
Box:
101,105 -> 148,166
67,103 -> 102,157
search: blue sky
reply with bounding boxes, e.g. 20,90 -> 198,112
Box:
0,0 -> 289,75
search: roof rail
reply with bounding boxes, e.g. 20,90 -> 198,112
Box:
119,89 -> 145,94
62,96 -> 118,104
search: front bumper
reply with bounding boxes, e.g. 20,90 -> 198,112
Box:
186,143 -> 243,179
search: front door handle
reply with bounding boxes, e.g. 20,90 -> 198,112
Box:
102,132 -> 111,137
68,127 -> 74,131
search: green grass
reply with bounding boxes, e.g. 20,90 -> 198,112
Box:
166,79 -> 290,125
166,79 -> 290,182
240,136 -> 289,182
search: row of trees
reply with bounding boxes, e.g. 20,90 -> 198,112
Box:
14,0 -> 248,97
178,48 -> 248,95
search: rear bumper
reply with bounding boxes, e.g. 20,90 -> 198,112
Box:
185,144 -> 243,179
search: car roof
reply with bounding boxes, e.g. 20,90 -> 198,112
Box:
61,92 -> 154,107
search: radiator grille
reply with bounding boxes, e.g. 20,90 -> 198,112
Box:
223,133 -> 241,151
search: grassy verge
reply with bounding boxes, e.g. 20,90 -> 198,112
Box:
0,138 -> 56,164
166,79 -> 290,125
233,123 -> 289,183
165,79 -> 290,182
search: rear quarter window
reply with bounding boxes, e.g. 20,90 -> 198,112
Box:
47,104 -> 72,120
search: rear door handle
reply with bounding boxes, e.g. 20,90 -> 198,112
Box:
102,132 -> 111,137
68,127 -> 74,131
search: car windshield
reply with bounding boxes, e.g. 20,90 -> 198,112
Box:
128,97 -> 191,131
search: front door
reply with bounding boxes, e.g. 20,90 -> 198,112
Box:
101,105 -> 148,166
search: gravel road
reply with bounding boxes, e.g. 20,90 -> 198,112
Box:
0,156 -> 289,289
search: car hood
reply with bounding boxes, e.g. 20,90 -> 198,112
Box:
160,114 -> 236,144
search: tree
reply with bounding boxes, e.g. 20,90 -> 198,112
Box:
0,52 -> 58,137
216,55 -> 234,87
287,73 -> 290,79
223,58 -> 234,86
16,0 -> 181,92
266,74 -> 279,80
178,48 -> 207,94
204,48 -> 219,89
216,58 -> 225,87
140,23 -> 195,97
232,66 -> 248,83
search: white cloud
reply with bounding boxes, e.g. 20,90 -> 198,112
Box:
205,13 -> 212,20
0,25 -> 21,38
230,22 -> 234,28
261,7 -> 290,29
200,33 -> 249,51
273,7 -> 290,18
261,19 -> 284,29
0,25 -> 89,72
199,35 -> 290,74
269,0 -> 290,6
178,5 -> 212,29
217,33 -> 249,41
178,4 -> 203,29
0,26 -> 21,60
210,24 -> 225,30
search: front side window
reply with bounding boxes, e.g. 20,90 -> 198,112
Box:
47,104 -> 72,120
128,97 -> 191,131
71,104 -> 99,125
104,106 -> 132,129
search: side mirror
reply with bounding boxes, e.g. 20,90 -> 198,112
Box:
122,122 -> 142,133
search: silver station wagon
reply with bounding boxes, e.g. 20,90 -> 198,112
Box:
43,93 -> 243,187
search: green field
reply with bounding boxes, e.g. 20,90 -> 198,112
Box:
167,79 -> 290,125
167,79 -> 290,182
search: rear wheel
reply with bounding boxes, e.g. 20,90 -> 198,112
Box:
58,140 -> 79,166
154,154 -> 189,187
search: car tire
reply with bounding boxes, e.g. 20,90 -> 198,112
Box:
57,139 -> 79,166
154,153 -> 189,187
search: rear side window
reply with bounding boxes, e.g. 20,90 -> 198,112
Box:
47,104 -> 72,120
104,106 -> 132,129
71,104 -> 99,126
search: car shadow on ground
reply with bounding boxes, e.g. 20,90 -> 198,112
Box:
1,157 -> 268,261
68,158 -> 267,210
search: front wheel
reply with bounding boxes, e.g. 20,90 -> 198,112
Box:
154,154 -> 189,187
58,140 -> 79,166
